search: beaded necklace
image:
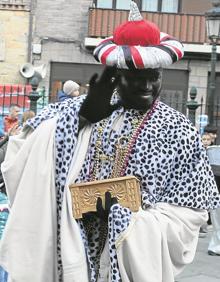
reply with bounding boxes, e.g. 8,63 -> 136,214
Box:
90,100 -> 158,181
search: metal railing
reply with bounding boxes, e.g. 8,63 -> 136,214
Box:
199,99 -> 220,129
88,8 -> 207,44
0,0 -> 25,4
0,84 -> 49,117
2,84 -> 220,138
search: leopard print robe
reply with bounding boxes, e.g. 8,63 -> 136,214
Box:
27,95 -> 220,281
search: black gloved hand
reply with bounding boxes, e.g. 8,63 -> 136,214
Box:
96,191 -> 118,222
79,66 -> 121,123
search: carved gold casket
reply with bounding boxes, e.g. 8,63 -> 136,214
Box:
69,176 -> 141,219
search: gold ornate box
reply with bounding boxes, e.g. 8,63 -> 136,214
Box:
69,176 -> 141,219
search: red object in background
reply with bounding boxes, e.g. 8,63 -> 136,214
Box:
0,84 -> 32,110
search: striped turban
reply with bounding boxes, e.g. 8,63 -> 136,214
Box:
93,1 -> 184,70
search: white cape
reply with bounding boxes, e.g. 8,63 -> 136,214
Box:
0,118 -> 90,282
0,118 -> 58,282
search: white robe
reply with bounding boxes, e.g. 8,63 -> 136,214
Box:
0,117 -> 208,282
0,118 -> 59,282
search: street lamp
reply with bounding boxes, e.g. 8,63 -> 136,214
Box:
29,74 -> 42,113
205,0 -> 220,126
186,86 -> 200,126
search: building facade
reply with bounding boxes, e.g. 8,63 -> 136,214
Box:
0,0 -> 30,84
30,0 -> 219,120
31,0 -> 95,101
1,0 -> 220,130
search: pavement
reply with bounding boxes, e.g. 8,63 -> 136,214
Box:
175,229 -> 220,282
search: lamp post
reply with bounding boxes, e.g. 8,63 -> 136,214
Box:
186,86 -> 200,125
29,75 -> 41,114
205,1 -> 220,126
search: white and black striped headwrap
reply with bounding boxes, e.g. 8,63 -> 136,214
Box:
93,1 -> 184,70
93,32 -> 184,70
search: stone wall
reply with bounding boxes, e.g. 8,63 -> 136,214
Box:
32,0 -> 94,88
0,8 -> 29,84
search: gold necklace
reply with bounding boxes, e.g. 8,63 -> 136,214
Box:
90,101 -> 158,181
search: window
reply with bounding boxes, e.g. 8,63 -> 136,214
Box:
142,0 -> 179,12
96,0 -> 112,9
161,0 -> 178,13
94,0 -> 180,13
116,0 -> 130,10
96,0 -> 130,9
142,0 -> 158,12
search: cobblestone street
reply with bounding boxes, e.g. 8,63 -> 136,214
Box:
176,230 -> 220,282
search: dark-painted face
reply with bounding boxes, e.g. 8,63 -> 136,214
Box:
117,68 -> 162,112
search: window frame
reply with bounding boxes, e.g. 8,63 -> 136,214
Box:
140,0 -> 181,13
94,0 -> 181,13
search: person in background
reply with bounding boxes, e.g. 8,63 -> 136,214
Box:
199,132 -> 214,237
201,132 -> 212,149
21,110 -> 35,126
0,110 -> 34,196
3,104 -> 20,134
203,127 -> 219,228
208,183 -> 220,257
204,125 -> 218,145
57,80 -> 80,102
0,124 -> 20,171
206,146 -> 220,256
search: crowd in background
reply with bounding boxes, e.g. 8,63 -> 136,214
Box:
0,105 -> 35,281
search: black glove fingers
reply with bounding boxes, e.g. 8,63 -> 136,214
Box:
79,67 -> 119,123
105,191 -> 112,212
96,196 -> 104,213
111,196 -> 118,206
89,73 -> 99,88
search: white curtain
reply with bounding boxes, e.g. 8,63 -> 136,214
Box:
142,0 -> 158,12
161,0 -> 178,13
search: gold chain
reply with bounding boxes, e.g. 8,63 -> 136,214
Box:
90,119 -> 109,181
111,115 -> 147,177
90,113 -> 147,180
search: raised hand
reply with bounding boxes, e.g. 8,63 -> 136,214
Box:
79,66 -> 120,123
8,124 -> 21,136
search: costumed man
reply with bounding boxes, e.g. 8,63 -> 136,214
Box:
0,2 -> 220,282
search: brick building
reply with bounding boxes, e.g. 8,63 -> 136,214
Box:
0,0 -> 30,84
1,0 -> 220,127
